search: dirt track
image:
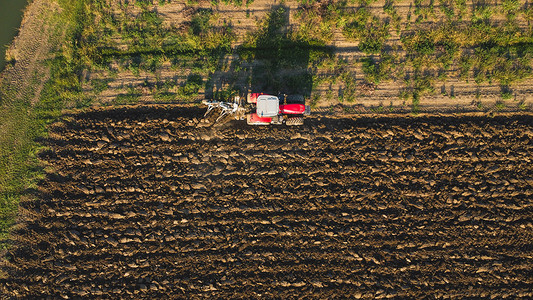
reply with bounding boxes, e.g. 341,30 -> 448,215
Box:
0,0 -> 60,105
1,106 -> 532,298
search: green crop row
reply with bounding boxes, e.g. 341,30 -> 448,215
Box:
292,0 -> 532,107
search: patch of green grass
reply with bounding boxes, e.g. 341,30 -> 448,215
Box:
439,0 -> 455,20
454,0 -> 467,20
113,86 -> 141,105
341,71 -> 357,103
91,78 -> 112,94
495,100 -> 506,110
153,92 -> 177,102
371,102 -> 385,113
283,72 -> 313,97
0,0 -> 85,249
472,1 -> 493,23
212,86 -> 239,101
501,0 -> 520,20
518,100 -> 528,110
399,89 -> 410,101
384,0 -> 402,34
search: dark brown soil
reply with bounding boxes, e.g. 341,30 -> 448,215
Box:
1,106 -> 532,298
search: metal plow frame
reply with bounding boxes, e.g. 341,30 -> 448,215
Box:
202,100 -> 240,124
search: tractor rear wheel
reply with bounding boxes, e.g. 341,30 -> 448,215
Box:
286,116 -> 304,126
286,94 -> 305,104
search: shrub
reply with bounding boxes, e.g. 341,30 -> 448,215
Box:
344,13 -> 390,54
190,9 -> 213,36
178,74 -> 203,97
361,54 -> 393,85
500,86 -> 513,100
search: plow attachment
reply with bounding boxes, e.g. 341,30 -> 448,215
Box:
198,99 -> 242,127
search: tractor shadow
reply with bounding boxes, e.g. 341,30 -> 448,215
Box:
205,5 -> 333,99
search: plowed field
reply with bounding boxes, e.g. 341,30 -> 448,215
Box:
1,106 -> 532,298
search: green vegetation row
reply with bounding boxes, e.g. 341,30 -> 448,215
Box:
73,2 -> 336,104
71,0 -> 533,111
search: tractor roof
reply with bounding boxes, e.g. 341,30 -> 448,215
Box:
256,95 -> 279,117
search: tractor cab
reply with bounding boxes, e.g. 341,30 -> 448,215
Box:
249,95 -> 282,125
256,95 -> 279,117
246,93 -> 309,125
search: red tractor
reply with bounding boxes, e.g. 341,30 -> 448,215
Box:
202,92 -> 310,126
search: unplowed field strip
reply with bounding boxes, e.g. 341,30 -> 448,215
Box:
1,106 -> 532,298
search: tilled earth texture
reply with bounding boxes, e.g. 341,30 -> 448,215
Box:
1,106 -> 533,299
